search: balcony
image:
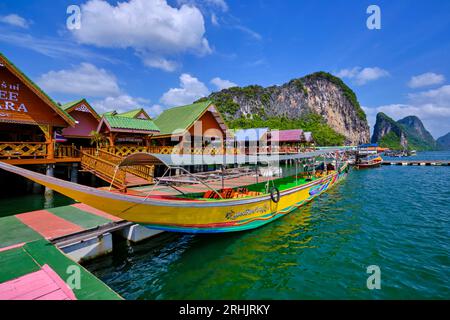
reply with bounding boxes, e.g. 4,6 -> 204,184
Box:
0,142 -> 81,165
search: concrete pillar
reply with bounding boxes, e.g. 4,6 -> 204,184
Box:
118,224 -> 163,243
90,173 -> 96,186
59,233 -> 113,263
45,165 -> 54,196
70,163 -> 79,183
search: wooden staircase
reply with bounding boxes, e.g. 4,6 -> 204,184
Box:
80,148 -> 154,191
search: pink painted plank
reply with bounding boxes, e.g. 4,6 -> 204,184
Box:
0,265 -> 76,300
0,273 -> 49,296
14,283 -> 59,300
0,270 -> 52,300
71,203 -> 123,222
16,210 -> 84,239
0,242 -> 25,253
36,289 -> 69,300
42,264 -> 76,300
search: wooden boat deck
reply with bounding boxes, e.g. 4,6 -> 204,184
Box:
127,173 -> 278,196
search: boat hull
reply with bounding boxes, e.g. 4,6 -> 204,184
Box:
141,170 -> 348,233
0,162 -> 348,234
356,163 -> 382,169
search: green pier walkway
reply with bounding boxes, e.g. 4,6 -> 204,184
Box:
0,203 -> 123,300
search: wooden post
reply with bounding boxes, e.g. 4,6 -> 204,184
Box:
39,124 -> 54,160
47,126 -> 54,160
108,132 -> 115,148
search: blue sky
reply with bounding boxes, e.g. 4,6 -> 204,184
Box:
1,0 -> 449,137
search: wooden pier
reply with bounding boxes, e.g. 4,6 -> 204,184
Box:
382,160 -> 450,166
0,203 -> 164,300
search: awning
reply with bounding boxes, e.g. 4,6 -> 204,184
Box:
118,148 -> 346,168
118,153 -> 169,167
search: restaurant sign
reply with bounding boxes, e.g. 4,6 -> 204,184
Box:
0,81 -> 29,118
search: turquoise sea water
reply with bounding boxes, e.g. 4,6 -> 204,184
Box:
84,151 -> 450,299
0,170 -> 108,217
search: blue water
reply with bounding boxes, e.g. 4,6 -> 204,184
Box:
80,151 -> 449,299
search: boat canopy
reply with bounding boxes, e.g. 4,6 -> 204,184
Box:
359,143 -> 378,148
117,148 -> 346,168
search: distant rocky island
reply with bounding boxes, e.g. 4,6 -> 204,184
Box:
437,132 -> 450,150
371,113 -> 438,151
197,72 -> 370,146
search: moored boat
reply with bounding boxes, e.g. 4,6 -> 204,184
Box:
0,150 -> 349,233
356,154 -> 383,169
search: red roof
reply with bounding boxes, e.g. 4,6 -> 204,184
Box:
269,129 -> 304,142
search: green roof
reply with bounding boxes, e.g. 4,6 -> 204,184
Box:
102,111 -> 117,116
60,99 -> 85,111
154,101 -> 212,136
59,99 -> 100,119
103,115 -> 160,132
118,108 -> 150,119
0,52 -> 76,126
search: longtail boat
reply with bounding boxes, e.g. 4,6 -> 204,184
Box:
0,150 -> 349,233
356,154 -> 383,169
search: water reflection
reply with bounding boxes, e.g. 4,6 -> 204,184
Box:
44,189 -> 54,209
85,152 -> 450,299
85,179 -> 364,300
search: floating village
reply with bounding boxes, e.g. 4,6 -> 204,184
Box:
0,51 -> 449,300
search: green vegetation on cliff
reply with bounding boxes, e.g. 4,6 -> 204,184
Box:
228,113 -> 345,146
372,112 -> 438,151
379,131 -> 404,150
196,71 -> 368,146
437,133 -> 450,150
289,78 -> 308,96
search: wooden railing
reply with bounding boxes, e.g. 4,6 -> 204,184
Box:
97,149 -> 154,183
107,145 -> 241,156
105,145 -> 148,157
0,142 -> 48,159
80,147 -> 97,156
55,145 -> 80,159
80,152 -> 127,190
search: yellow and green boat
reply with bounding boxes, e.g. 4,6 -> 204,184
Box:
0,151 -> 349,233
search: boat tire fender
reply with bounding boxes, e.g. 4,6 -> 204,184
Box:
270,187 -> 280,203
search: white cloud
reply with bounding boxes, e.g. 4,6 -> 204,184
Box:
365,84 -> 450,138
210,77 -> 237,90
408,84 -> 450,107
140,55 -> 179,72
233,25 -> 262,40
0,14 -> 30,29
211,13 -> 219,26
336,67 -> 389,85
408,72 -> 445,88
0,32 -> 117,63
205,0 -> 228,12
71,0 -> 211,71
160,73 -> 209,106
37,63 -> 121,97
92,95 -> 150,114
177,0 -> 229,13
39,63 -> 151,114
148,104 -> 165,117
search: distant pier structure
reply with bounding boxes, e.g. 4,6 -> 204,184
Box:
382,160 -> 450,166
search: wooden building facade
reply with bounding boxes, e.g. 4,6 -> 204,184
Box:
0,53 -> 76,164
151,101 -> 229,154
